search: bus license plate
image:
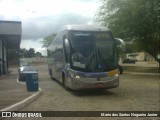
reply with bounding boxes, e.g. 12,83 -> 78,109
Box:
96,83 -> 103,88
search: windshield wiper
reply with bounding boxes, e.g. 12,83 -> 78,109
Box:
85,53 -> 95,68
97,47 -> 101,57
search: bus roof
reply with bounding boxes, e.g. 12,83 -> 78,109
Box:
59,25 -> 110,32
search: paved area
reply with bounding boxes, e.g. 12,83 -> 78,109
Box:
0,63 -> 159,120
5,64 -> 159,120
120,61 -> 159,68
121,63 -> 160,74
0,67 -> 41,111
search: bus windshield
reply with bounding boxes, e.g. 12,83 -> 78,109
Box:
70,31 -> 118,72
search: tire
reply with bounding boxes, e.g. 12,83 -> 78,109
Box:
119,66 -> 123,74
48,69 -> 51,76
18,76 -> 21,81
49,69 -> 54,80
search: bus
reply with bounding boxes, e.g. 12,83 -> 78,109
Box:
47,25 -> 120,90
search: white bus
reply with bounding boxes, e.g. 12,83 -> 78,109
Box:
47,25 -> 120,90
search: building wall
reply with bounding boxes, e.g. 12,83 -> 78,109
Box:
0,38 -> 7,75
0,20 -> 21,76
20,57 -> 47,64
138,52 -> 145,61
0,39 -> 2,75
126,52 -> 155,61
3,43 -> 7,74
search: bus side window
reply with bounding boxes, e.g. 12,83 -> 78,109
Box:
63,36 -> 70,63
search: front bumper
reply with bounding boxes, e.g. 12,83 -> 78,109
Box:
67,70 -> 119,90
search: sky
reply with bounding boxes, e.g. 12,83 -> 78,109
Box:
0,0 -> 100,55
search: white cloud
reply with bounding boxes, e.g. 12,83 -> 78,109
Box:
20,38 -> 47,55
0,0 -> 100,54
20,38 -> 43,49
0,0 -> 99,20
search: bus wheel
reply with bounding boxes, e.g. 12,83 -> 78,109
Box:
49,69 -> 54,80
49,69 -> 51,76
62,73 -> 71,91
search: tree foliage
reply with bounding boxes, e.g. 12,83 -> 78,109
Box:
41,33 -> 56,48
35,52 -> 42,57
26,48 -> 36,58
96,0 -> 160,64
19,48 -> 36,58
8,48 -> 40,62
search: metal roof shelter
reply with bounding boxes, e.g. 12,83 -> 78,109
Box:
0,20 -> 21,75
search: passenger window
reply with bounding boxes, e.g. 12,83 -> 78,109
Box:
63,36 -> 70,63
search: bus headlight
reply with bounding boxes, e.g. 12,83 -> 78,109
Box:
114,73 -> 119,77
71,74 -> 81,79
75,75 -> 81,79
69,70 -> 82,79
107,70 -> 119,77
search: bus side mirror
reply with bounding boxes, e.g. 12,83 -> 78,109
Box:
64,39 -> 70,53
115,38 -> 126,53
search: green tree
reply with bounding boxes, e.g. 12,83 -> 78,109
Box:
26,48 -> 36,58
35,52 -> 42,57
19,48 -> 37,58
96,0 -> 160,71
19,48 -> 27,58
41,33 -> 56,48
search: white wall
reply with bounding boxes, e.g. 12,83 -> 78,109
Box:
20,57 -> 47,64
